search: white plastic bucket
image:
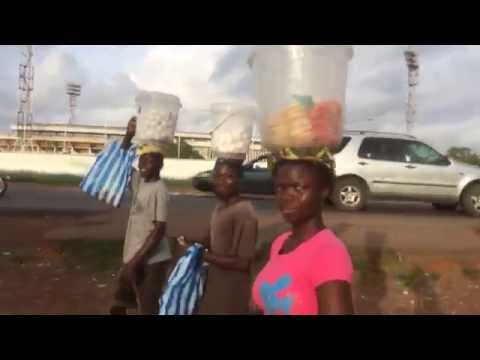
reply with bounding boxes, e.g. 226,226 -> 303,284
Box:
134,91 -> 182,146
248,45 -> 353,149
210,103 -> 255,160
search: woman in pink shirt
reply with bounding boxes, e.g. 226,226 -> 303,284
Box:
252,157 -> 354,315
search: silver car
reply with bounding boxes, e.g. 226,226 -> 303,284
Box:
332,130 -> 480,217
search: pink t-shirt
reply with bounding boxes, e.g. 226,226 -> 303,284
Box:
252,229 -> 353,315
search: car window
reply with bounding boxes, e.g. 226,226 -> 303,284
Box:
332,137 -> 351,154
243,155 -> 268,169
402,141 -> 448,166
248,165 -> 267,172
358,137 -> 406,162
253,163 -> 268,170
244,160 -> 267,171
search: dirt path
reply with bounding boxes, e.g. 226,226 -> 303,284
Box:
1,184 -> 480,314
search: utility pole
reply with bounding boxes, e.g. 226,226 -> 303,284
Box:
16,45 -> 34,151
64,83 -> 81,153
404,46 -> 419,135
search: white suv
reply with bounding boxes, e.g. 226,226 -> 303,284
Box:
332,131 -> 480,217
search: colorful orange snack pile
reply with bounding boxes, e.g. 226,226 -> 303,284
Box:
265,102 -> 314,147
309,100 -> 342,146
263,96 -> 343,149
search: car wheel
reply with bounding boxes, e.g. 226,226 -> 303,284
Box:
0,177 -> 7,198
432,203 -> 457,211
333,177 -> 367,212
461,183 -> 480,217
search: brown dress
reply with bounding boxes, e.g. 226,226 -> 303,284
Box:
197,200 -> 258,315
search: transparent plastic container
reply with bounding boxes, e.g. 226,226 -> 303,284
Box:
210,103 -> 255,160
248,45 -> 353,150
134,91 -> 182,146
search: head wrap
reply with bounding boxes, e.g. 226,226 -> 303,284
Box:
268,146 -> 336,172
137,144 -> 165,157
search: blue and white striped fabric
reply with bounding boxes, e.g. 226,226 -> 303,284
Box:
159,244 -> 208,315
80,140 -> 137,208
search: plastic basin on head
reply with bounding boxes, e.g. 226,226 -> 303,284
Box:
134,91 -> 182,146
210,103 -> 256,159
248,45 -> 354,150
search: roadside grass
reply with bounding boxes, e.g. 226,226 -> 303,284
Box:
0,247 -> 42,266
59,239 -> 123,274
462,267 -> 480,281
395,266 -> 441,289
346,245 -> 442,289
0,171 -> 83,186
0,170 -> 195,192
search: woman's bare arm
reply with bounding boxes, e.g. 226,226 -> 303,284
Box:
316,281 -> 354,315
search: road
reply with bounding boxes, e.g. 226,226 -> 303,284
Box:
1,182 -> 479,254
0,182 -> 467,215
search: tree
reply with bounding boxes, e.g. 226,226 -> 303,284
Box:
164,139 -> 204,159
447,147 -> 480,166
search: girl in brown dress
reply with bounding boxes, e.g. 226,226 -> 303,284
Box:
183,158 -> 258,314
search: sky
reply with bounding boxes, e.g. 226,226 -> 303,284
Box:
0,45 -> 479,153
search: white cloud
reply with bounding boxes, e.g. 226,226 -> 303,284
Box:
34,50 -> 89,117
0,45 -> 480,154
345,45 -> 480,152
6,47 -> 139,126
129,45 -> 257,133
130,45 -> 236,110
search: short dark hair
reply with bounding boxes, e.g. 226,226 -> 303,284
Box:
140,152 -> 164,168
214,158 -> 243,178
151,152 -> 163,162
272,159 -> 334,194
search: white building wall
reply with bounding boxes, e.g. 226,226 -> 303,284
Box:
0,153 -> 216,180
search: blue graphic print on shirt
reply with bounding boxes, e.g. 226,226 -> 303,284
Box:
260,274 -> 293,315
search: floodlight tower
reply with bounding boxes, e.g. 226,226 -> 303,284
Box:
16,45 -> 34,151
404,45 -> 419,135
64,83 -> 81,153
